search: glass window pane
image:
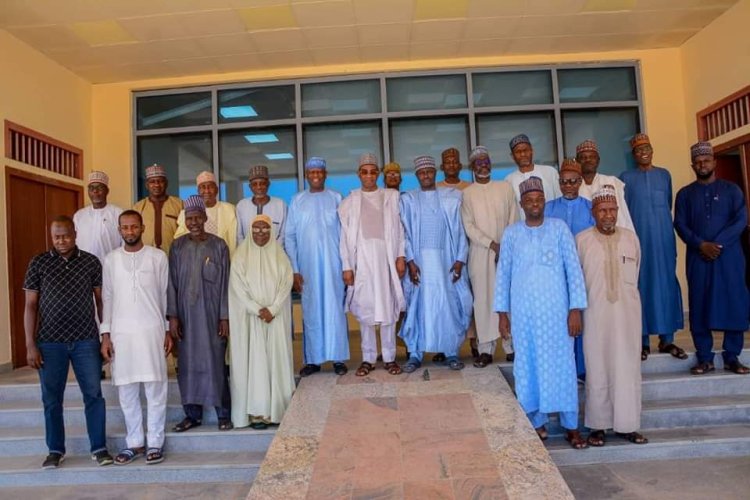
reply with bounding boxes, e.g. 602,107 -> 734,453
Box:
557,67 -> 637,103
219,127 -> 298,205
562,108 -> 640,176
473,71 -> 553,107
302,80 -> 381,118
218,86 -> 295,123
387,75 -> 467,112
136,132 -> 212,200
303,121 -> 382,197
136,92 -> 212,130
390,117 -> 470,190
476,112 -> 557,180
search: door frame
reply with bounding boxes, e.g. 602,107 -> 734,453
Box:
5,166 -> 83,368
713,132 -> 750,212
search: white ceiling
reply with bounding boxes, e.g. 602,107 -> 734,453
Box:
0,0 -> 739,84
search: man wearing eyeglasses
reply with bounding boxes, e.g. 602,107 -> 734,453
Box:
544,158 -> 595,382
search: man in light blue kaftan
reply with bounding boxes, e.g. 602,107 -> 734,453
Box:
621,134 -> 686,361
284,157 -> 350,377
399,155 -> 473,373
495,176 -> 589,449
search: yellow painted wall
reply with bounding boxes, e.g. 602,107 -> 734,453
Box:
681,0 -> 750,143
0,30 -> 92,367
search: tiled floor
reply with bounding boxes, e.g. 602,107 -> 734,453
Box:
248,366 -> 573,500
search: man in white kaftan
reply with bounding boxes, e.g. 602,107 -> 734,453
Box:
575,140 -> 634,231
461,147 -> 518,367
100,210 -> 172,465
73,171 -> 122,262
236,165 -> 287,246
174,171 -> 237,255
576,187 -> 647,447
339,153 -> 406,376
505,134 -> 562,220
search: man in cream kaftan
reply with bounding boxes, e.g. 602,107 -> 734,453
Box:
576,187 -> 646,446
461,146 -> 518,366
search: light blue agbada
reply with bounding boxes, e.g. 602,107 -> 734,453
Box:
284,189 -> 349,364
494,218 -> 587,417
399,188 -> 472,357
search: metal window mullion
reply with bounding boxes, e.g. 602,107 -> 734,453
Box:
473,104 -> 556,114
386,109 -> 470,119
552,68 -> 565,167
634,61 -> 645,133
215,118 -> 298,130
295,83 -> 304,191
466,72 -> 477,150
211,90 -> 221,191
135,125 -> 214,136
299,113 -> 385,125
380,76 -> 390,163
558,101 -> 640,110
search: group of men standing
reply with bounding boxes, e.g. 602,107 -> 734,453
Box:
23,131 -> 749,468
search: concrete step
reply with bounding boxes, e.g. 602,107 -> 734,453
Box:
498,367 -> 750,401
532,394 -> 750,437
0,400 -> 235,428
0,379 -> 183,403
547,424 -> 750,466
497,348 -> 750,377
0,424 -> 275,456
0,451 -> 264,487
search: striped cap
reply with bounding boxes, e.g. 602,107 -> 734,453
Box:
184,195 -> 206,214
592,185 -> 618,207
145,163 -> 166,179
248,165 -> 269,182
576,140 -> 599,155
305,157 -> 326,170
413,155 -> 436,172
88,170 -> 109,187
519,176 -> 544,197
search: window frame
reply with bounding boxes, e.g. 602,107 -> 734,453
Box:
132,61 -> 643,202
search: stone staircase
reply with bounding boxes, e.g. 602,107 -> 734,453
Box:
0,376 -> 273,487
498,349 -> 750,466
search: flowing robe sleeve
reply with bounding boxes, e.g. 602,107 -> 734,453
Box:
284,194 -> 301,273
559,224 -> 588,311
230,261 -> 263,316
100,252 -> 114,333
494,227 -> 515,313
400,192 -> 416,263
674,187 -> 703,249
166,242 -> 180,318
462,189 -> 494,249
714,184 -> 748,247
267,260 -> 294,318
218,240 -> 230,320
338,193 -> 356,272
156,250 -> 170,330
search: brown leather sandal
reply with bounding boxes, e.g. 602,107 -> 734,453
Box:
384,361 -> 402,375
565,430 -> 588,450
355,361 -> 374,377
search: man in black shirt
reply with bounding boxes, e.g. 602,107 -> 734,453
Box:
23,215 -> 113,469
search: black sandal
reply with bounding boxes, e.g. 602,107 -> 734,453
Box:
690,362 -> 715,375
658,342 -> 688,360
641,347 -> 650,361
114,447 -> 144,465
447,357 -> 464,370
146,447 -> 164,464
173,417 -> 201,433
587,429 -> 606,447
299,364 -> 321,377
432,353 -> 447,364
616,432 -> 648,444
218,419 -> 234,431
473,353 -> 492,368
333,362 -> 348,376
724,360 -> 750,375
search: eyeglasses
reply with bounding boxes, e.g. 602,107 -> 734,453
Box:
559,178 -> 581,186
251,227 -> 271,234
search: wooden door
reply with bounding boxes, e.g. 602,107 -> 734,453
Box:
5,167 -> 82,368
